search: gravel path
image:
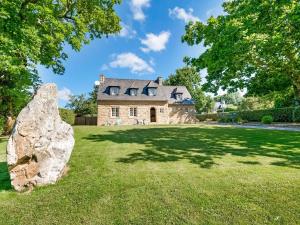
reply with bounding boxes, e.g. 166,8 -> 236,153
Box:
200,122 -> 300,132
232,124 -> 300,132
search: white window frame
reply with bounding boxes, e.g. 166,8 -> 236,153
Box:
111,107 -> 120,117
129,107 -> 137,117
110,87 -> 120,96
176,93 -> 183,101
130,89 -> 138,96
148,88 -> 157,96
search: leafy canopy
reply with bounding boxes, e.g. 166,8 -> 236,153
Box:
66,85 -> 98,116
164,67 -> 208,112
0,0 -> 121,117
182,0 -> 300,101
1,0 -> 121,75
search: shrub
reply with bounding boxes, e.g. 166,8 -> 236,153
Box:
293,107 -> 300,122
236,117 -> 243,124
261,115 -> 273,124
0,116 -> 5,135
218,117 -> 231,123
196,113 -> 218,121
238,107 -> 295,122
197,107 -> 299,123
59,108 -> 75,125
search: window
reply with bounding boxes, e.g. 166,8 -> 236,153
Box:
160,108 -> 164,113
129,107 -> 137,117
111,107 -> 119,117
129,89 -> 138,96
175,93 -> 183,101
148,88 -> 157,96
110,87 -> 120,96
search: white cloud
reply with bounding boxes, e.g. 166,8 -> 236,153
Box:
109,52 -> 154,74
119,23 -> 137,39
100,64 -> 109,71
169,7 -> 200,23
140,31 -> 171,53
130,0 -> 150,21
57,87 -> 72,101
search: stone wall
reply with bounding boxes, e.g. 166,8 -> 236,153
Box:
97,100 -> 169,125
168,105 -> 198,124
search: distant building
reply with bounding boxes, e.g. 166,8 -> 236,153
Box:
96,75 -> 197,125
213,101 -> 226,113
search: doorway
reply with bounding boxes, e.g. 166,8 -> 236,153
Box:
150,107 -> 156,122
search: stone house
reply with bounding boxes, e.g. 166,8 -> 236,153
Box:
97,75 -> 197,125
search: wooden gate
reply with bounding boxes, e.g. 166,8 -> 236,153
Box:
75,117 -> 97,125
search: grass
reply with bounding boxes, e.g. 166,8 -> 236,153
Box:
0,125 -> 299,225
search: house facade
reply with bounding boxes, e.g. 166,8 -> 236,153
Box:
97,75 -> 197,126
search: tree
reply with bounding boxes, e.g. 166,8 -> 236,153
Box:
238,96 -> 273,111
164,67 -> 207,112
0,0 -> 121,119
214,92 -> 243,105
202,96 -> 215,113
66,85 -> 98,116
182,0 -> 300,104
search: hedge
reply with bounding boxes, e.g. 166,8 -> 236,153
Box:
294,107 -> 300,122
197,107 -> 300,123
196,113 -> 218,121
59,108 -> 75,125
0,115 -> 5,135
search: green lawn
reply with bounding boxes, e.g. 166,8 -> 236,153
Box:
0,125 -> 300,225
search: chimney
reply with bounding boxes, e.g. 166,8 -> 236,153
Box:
157,76 -> 163,85
99,74 -> 105,84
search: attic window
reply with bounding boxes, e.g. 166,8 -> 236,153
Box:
129,88 -> 138,96
175,93 -> 183,101
148,88 -> 157,96
110,87 -> 120,96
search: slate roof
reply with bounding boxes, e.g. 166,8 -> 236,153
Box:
97,77 -> 194,105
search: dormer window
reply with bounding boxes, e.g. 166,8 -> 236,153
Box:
129,88 -> 138,96
148,88 -> 157,96
175,93 -> 183,101
110,86 -> 120,96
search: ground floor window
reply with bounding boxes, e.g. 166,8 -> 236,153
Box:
129,107 -> 137,117
160,108 -> 164,113
111,107 -> 120,117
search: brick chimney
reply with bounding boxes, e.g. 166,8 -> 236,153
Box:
157,76 -> 163,85
99,74 -> 105,84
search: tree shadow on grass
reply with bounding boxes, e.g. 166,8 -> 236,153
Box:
84,126 -> 300,169
0,161 -> 12,191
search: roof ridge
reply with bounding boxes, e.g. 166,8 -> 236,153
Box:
105,77 -> 152,82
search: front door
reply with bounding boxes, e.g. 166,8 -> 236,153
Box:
150,107 -> 156,122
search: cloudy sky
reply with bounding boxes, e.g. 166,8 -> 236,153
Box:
40,0 -> 224,106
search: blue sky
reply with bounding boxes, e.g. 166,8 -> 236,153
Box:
40,0 -> 224,106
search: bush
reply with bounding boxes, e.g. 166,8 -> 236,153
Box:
238,107 -> 295,122
197,107 -> 300,123
196,113 -> 218,121
261,115 -> 273,124
293,107 -> 300,122
0,116 -> 5,135
59,108 -> 75,125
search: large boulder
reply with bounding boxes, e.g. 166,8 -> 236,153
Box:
6,83 -> 75,191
